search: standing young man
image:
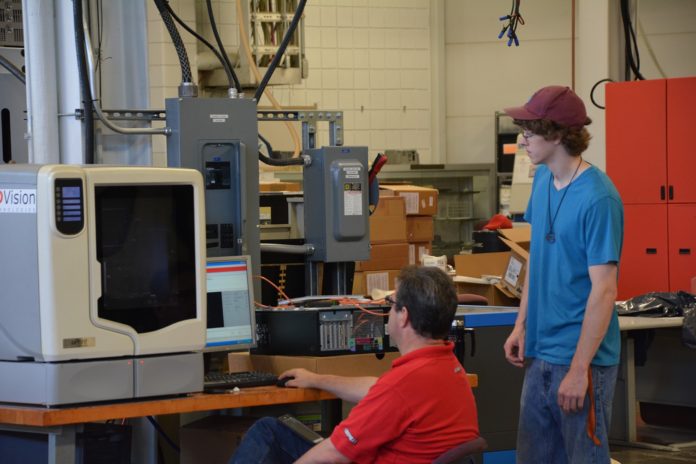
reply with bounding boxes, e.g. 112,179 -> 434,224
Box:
502,86 -> 624,463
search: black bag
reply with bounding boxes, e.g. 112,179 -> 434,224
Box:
682,306 -> 696,349
615,291 -> 696,318
616,291 -> 696,350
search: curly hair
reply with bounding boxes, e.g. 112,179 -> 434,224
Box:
515,118 -> 592,156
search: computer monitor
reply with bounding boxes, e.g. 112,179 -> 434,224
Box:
205,256 -> 256,351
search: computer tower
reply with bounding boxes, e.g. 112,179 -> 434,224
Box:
254,305 -> 393,356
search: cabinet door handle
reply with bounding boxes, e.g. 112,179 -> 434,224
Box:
660,186 -> 666,200
669,185 -> 674,200
646,248 -> 658,254
465,328 -> 476,357
679,248 -> 691,255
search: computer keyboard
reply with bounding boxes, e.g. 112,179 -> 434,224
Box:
203,371 -> 278,391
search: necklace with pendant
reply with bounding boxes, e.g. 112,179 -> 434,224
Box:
546,158 -> 583,244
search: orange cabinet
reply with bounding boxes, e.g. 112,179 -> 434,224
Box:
668,204 -> 696,293
606,79 -> 666,205
618,205 -> 669,300
607,77 -> 696,298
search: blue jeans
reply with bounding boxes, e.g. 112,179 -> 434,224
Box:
516,358 -> 618,464
228,417 -> 315,464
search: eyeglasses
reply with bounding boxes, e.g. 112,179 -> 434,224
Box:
385,294 -> 398,307
521,131 -> 537,141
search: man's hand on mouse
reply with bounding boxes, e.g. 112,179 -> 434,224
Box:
278,368 -> 318,389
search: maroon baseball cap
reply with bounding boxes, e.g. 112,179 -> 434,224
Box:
504,86 -> 589,128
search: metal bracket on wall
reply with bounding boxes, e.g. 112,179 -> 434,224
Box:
75,109 -> 167,122
256,110 -> 343,150
75,108 -> 344,150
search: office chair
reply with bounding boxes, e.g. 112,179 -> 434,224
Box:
432,436 -> 487,464
457,294 -> 489,306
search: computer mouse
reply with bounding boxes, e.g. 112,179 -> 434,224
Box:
277,376 -> 294,387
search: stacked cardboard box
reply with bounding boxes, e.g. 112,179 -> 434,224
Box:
353,186 -> 438,296
453,226 -> 530,307
259,181 -> 302,192
353,196 -> 407,296
380,185 -> 438,267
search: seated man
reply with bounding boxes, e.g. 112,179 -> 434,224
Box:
230,266 -> 480,464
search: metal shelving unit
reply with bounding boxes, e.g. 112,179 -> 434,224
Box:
274,163 -> 495,257
495,112 -> 519,215
378,164 -> 495,257
240,0 -> 306,87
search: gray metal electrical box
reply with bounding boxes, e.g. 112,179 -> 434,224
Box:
165,97 -> 260,280
303,146 -> 370,262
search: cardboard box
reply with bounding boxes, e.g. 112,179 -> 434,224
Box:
408,242 -> 432,265
373,195 -> 406,216
380,185 -> 438,216
180,415 -> 258,464
370,197 -> 407,244
496,237 -> 529,299
498,226 -> 531,251
454,252 -> 519,306
259,181 -> 302,192
406,216 -> 434,242
249,352 -> 400,378
352,269 -> 400,296
453,225 -> 531,302
356,242 -> 409,272
454,252 -> 511,278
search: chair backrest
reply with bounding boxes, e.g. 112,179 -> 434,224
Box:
432,436 -> 488,464
457,294 -> 489,306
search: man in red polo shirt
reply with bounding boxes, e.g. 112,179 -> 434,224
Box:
229,266 -> 479,464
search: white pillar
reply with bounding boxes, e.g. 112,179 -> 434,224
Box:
430,0 -> 446,164
22,0 -> 61,164
576,0 -> 612,170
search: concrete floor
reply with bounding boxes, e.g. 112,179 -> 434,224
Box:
611,425 -> 696,463
611,445 -> 696,464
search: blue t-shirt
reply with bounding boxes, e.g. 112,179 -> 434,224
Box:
523,164 -> 623,366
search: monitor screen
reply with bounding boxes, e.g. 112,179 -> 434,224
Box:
205,256 -> 256,351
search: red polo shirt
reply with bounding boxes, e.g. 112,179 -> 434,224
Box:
330,342 -> 479,463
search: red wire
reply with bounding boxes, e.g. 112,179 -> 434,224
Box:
337,298 -> 390,317
253,274 -> 295,308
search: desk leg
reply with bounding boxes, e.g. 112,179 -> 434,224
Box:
47,425 -> 77,464
611,334 -> 680,452
320,399 -> 342,435
131,417 -> 158,464
624,335 -> 637,443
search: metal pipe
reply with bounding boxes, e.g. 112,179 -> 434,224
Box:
81,0 -> 170,136
0,54 -> 25,84
260,243 -> 315,256
57,0 -> 85,164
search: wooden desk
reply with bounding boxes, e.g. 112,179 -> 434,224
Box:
0,374 -> 477,463
0,387 -> 335,464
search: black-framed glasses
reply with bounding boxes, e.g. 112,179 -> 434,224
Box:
385,294 -> 398,307
521,131 -> 536,141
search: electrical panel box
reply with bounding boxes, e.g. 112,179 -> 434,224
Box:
165,97 -> 260,281
253,305 -> 392,356
303,146 -> 370,262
